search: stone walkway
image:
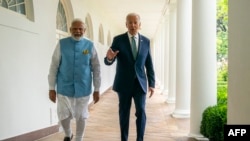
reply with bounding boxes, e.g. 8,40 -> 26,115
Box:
37,86 -> 194,141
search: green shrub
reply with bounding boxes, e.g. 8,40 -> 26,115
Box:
200,105 -> 227,141
200,106 -> 213,137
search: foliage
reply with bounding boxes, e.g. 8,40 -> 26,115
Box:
200,105 -> 227,141
217,0 -> 228,32
217,85 -> 227,105
217,62 -> 228,82
217,53 -> 228,105
216,0 -> 228,61
217,31 -> 228,60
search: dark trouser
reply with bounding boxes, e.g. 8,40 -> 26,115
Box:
118,79 -> 146,141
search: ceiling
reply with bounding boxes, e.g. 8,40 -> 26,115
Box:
89,0 -> 170,39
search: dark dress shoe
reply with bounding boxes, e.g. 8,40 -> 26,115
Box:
63,134 -> 73,141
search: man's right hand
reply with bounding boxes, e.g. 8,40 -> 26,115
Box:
49,90 -> 56,103
106,48 -> 119,60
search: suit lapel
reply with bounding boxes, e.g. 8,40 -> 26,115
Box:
137,34 -> 143,58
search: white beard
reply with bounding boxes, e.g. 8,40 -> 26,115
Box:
72,36 -> 82,41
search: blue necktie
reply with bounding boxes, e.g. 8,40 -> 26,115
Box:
131,36 -> 137,59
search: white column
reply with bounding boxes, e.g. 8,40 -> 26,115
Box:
189,0 -> 217,138
159,21 -> 165,91
172,0 -> 192,118
153,30 -> 162,87
162,15 -> 170,96
228,0 -> 250,124
166,4 -> 177,103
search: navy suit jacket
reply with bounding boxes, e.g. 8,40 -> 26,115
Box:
104,32 -> 155,94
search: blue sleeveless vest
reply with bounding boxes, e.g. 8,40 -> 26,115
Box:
57,37 -> 93,97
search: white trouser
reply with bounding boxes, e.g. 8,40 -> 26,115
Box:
61,116 -> 86,141
57,94 -> 90,141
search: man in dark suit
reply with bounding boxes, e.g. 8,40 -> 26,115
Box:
104,12 -> 155,141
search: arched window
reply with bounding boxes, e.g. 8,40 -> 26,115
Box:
56,0 -> 69,42
107,30 -> 112,46
56,1 -> 67,32
0,0 -> 34,21
0,0 -> 26,14
98,24 -> 104,45
85,13 -> 94,41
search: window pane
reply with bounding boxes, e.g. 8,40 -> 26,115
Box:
9,5 -> 16,11
17,4 -> 25,14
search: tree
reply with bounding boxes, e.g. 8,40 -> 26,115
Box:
217,0 -> 228,61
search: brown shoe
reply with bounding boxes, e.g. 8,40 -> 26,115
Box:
63,134 -> 73,141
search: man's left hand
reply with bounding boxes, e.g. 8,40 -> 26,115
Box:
148,87 -> 155,98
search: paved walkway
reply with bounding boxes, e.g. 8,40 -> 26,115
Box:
37,86 -> 193,141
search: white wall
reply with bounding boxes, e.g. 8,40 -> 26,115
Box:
0,0 -> 116,139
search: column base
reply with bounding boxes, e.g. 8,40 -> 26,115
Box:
188,133 -> 209,141
172,109 -> 190,118
161,89 -> 168,95
165,97 -> 175,103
